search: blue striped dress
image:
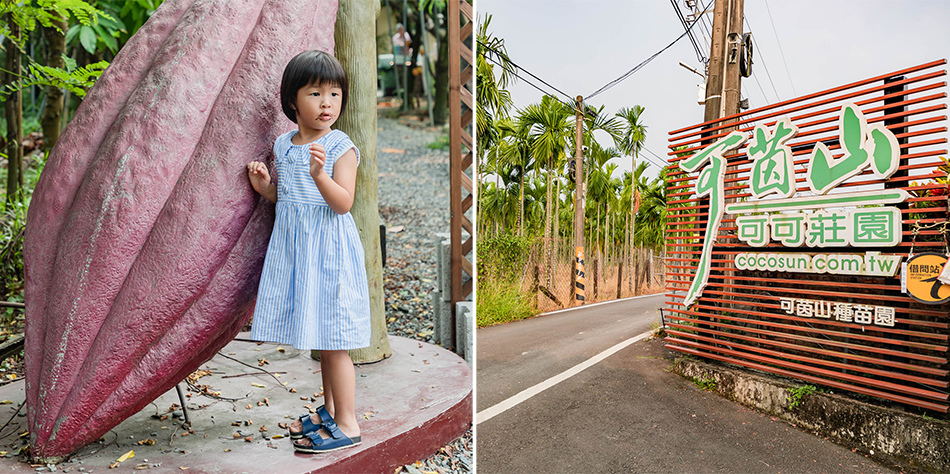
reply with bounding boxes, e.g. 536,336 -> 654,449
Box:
250,129 -> 371,350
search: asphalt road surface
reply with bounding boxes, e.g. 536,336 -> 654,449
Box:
476,295 -> 893,473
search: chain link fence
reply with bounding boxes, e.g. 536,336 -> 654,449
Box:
517,237 -> 665,313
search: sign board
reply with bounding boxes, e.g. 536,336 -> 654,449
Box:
664,59 -> 950,412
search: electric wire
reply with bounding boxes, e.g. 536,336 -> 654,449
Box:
585,0 -> 714,101
763,0 -> 797,96
671,0 -> 705,64
743,16 -> 782,102
641,146 -> 670,169
477,39 -> 575,104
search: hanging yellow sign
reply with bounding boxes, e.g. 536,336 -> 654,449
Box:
904,253 -> 950,304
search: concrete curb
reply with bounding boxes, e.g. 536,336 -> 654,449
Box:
673,356 -> 950,473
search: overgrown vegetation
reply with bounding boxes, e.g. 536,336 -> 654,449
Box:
476,234 -> 536,326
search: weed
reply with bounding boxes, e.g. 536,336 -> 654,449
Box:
693,376 -> 717,392
650,322 -> 667,339
787,384 -> 817,409
426,135 -> 450,150
475,279 -> 538,328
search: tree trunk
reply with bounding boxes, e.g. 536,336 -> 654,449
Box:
333,0 -> 392,363
517,169 -> 524,236
4,20 -> 23,202
432,20 -> 448,125
552,178 -> 560,287
543,155 -> 553,287
41,18 -> 68,151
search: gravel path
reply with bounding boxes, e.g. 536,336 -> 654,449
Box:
376,111 -> 473,473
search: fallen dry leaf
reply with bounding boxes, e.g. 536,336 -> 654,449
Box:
389,225 -> 405,233
116,450 -> 135,463
233,433 -> 241,439
278,422 -> 289,429
381,147 -> 406,154
136,439 -> 156,446
252,382 -> 266,389
246,404 -> 252,410
260,425 -> 268,432
244,436 -> 254,442
289,388 -> 297,393
272,434 -> 284,439
223,449 -> 231,452
277,347 -> 286,353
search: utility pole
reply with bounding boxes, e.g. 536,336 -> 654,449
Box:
572,95 -> 586,305
703,0 -> 744,129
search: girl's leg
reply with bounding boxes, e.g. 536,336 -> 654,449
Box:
290,353 -> 334,434
296,350 -> 359,446
321,355 -> 335,417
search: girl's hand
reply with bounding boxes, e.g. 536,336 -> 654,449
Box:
247,161 -> 277,203
309,143 -> 327,178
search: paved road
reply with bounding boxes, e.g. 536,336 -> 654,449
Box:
477,294 -> 664,411
476,296 -> 893,473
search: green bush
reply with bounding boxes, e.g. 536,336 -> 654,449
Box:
476,279 -> 537,327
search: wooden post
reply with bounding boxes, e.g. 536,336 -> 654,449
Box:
447,0 -> 474,340
616,262 -> 623,299
572,95 -> 586,304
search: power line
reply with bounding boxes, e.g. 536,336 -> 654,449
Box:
763,0 -> 797,97
670,0 -> 705,64
744,16 -> 782,102
477,39 -> 575,104
585,0 -> 714,101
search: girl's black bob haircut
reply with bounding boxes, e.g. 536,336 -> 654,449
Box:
280,50 -> 348,123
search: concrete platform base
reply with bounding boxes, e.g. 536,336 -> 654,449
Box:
0,334 -> 472,473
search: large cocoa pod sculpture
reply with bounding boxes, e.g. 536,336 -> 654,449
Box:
24,0 -> 338,461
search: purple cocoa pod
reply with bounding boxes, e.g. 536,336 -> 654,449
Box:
24,0 -> 339,460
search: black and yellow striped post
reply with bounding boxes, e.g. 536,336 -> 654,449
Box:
574,247 -> 586,303
572,95 -> 586,305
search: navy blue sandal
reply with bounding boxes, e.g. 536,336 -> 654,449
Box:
292,413 -> 361,453
288,405 -> 328,439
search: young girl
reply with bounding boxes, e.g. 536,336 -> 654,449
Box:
247,50 -> 369,454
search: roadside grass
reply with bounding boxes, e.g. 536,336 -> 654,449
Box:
475,279 -> 537,328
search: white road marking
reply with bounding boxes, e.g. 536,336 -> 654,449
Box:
538,292 -> 664,317
476,329 -> 654,425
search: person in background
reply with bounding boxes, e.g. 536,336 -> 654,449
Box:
392,22 -> 411,56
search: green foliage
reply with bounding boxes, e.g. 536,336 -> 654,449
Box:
693,376 -> 717,391
4,55 -> 108,99
0,0 -> 98,47
0,152 -> 44,325
427,135 -> 450,150
65,9 -> 124,54
787,384 -> 817,409
476,234 -> 533,282
475,279 -> 537,327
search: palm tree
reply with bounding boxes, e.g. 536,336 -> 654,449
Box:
616,105 -> 647,294
519,95 -> 573,286
495,118 -> 533,236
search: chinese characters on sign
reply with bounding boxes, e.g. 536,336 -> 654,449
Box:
681,102 -> 904,309
736,207 -> 902,248
779,297 -> 896,327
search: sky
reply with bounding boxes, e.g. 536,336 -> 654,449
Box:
477,0 -> 950,180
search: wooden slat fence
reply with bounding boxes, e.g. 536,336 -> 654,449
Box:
665,59 -> 950,412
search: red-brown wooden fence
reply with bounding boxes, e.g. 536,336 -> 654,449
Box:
665,59 -> 950,412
